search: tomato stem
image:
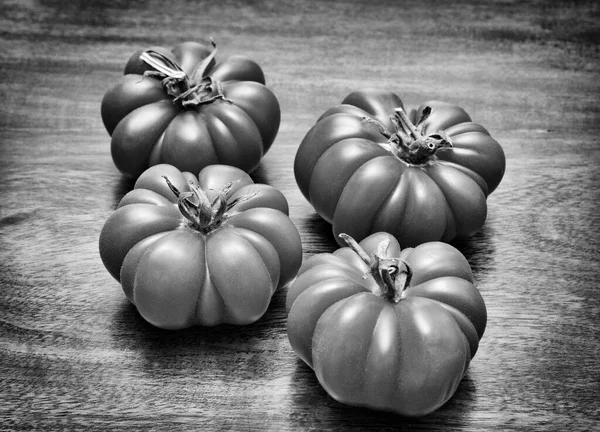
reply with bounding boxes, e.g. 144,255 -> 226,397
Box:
140,41 -> 231,108
163,176 -> 258,233
339,233 -> 412,303
394,107 -> 421,140
189,38 -> 218,83
415,106 -> 432,128
365,106 -> 453,165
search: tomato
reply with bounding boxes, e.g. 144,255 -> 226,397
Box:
286,232 -> 487,417
294,88 -> 506,247
99,163 -> 302,329
101,40 -> 280,178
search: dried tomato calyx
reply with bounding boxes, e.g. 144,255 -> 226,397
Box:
339,233 -> 412,303
364,106 -> 453,165
139,40 -> 230,108
172,76 -> 228,108
163,176 -> 256,233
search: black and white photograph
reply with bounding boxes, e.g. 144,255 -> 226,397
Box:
0,0 -> 598,430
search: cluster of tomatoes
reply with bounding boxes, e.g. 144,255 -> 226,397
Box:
99,40 -> 505,417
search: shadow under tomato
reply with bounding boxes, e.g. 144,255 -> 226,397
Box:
108,284 -> 290,379
111,174 -> 136,209
288,358 -> 477,430
450,220 -> 497,283
297,213 -> 339,256
248,163 -> 271,186
299,210 -> 497,284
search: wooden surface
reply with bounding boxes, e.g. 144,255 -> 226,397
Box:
1,0 -> 599,430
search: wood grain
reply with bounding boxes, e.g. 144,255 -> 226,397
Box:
1,0 -> 599,430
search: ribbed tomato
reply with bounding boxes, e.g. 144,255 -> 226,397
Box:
286,232 -> 487,417
99,163 -> 302,329
294,88 -> 506,247
101,40 -> 280,178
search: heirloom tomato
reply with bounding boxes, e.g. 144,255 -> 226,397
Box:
99,163 -> 302,330
101,39 -> 280,178
294,88 -> 506,247
286,232 -> 487,417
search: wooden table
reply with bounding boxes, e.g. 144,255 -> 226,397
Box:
1,1 -> 599,430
